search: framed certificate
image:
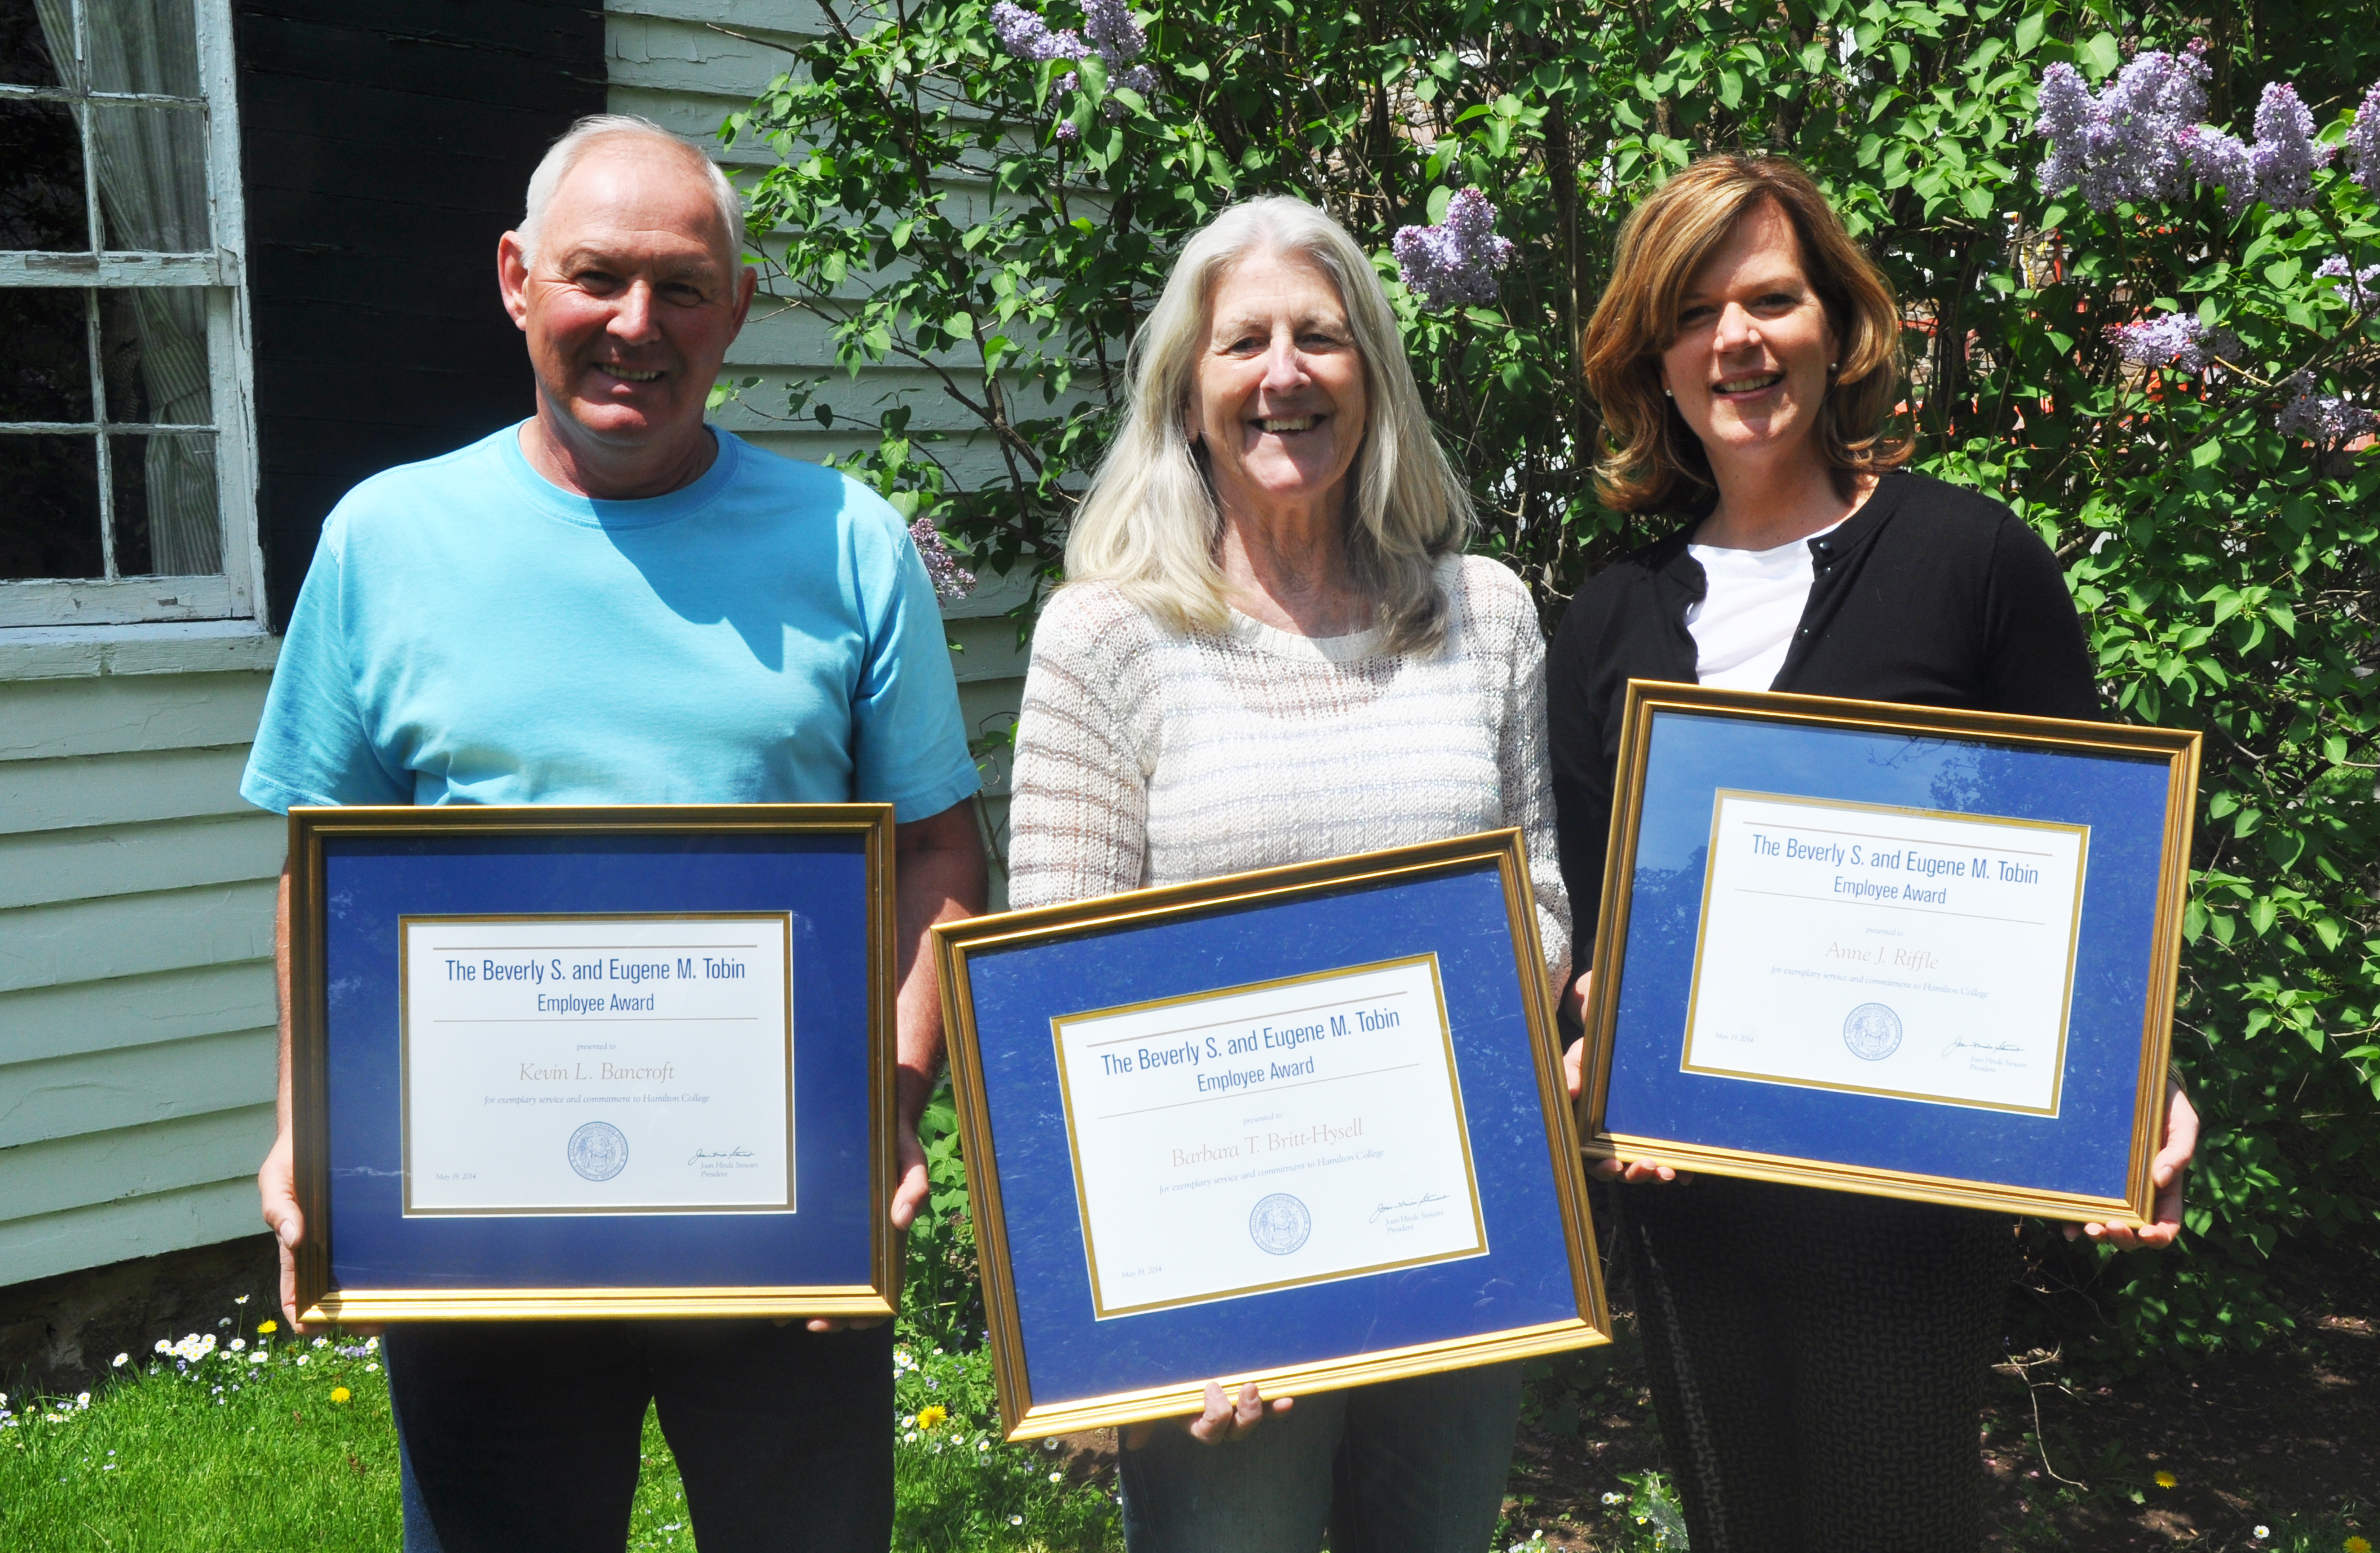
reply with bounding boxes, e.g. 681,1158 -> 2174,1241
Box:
934,831 -> 1610,1441
286,804 -> 898,1322
1578,682 -> 2201,1225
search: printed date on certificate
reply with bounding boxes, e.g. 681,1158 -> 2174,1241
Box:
1680,791 -> 2089,1116
1050,955 -> 1488,1320
399,913 -> 795,1216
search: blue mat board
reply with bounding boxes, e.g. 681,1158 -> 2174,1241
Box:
320,833 -> 876,1292
963,862 -> 1581,1406
1605,712 -> 2171,1200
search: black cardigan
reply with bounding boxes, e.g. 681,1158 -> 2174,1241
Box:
1547,468 -> 2100,977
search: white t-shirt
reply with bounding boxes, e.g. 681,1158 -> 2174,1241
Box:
1685,520 -> 1844,691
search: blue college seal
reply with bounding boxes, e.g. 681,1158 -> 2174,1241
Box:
1842,1003 -> 1903,1061
567,1120 -> 629,1182
1249,1193 -> 1311,1256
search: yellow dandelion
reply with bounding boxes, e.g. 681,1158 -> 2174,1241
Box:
256,1320 -> 278,1335
2153,1470 -> 2177,1488
914,1405 -> 948,1431
2344,1538 -> 2370,1553
330,1387 -> 352,1404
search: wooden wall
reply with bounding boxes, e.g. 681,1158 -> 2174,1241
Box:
0,0 -> 1029,1297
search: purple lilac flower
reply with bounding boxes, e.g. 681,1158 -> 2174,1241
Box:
1081,0 -> 1145,63
2248,82 -> 2331,210
909,517 -> 977,603
2178,125 -> 2255,213
991,1 -> 1083,62
2274,371 -> 2377,444
992,0 -> 1151,116
2315,254 -> 2380,305
2105,313 -> 2235,373
1393,188 -> 1516,309
2182,81 -> 2333,213
2349,79 -> 2380,198
2034,45 -> 2209,210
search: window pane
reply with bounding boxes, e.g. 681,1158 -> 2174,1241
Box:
0,287 -> 94,422
0,98 -> 90,250
110,431 -> 218,576
93,101 -> 206,250
0,0 -> 64,88
89,0 -> 202,98
99,286 -> 209,424
0,432 -> 102,579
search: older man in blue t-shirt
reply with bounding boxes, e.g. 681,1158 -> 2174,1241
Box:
243,115 -> 986,1552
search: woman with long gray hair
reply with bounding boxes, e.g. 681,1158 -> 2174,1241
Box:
1003,195 -> 1570,1551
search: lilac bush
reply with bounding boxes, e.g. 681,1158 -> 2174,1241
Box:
910,517 -> 977,604
990,0 -> 1154,114
2315,254 -> 2380,304
2104,312 -> 2237,372
2180,81 -> 2333,213
2273,370 -> 2377,444
1392,188 -> 1516,309
2034,44 -> 2208,209
2349,79 -> 2380,199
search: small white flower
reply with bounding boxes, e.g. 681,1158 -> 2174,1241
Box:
111,1353 -> 129,1368
248,1354 -> 267,1366
229,1339 -> 245,1352
1009,1516 -> 1024,1527
295,1355 -> 308,1367
1049,1470 -> 1063,1483
154,1340 -> 169,1354
1602,1492 -> 1625,1505
235,1295 -> 250,1306
2254,1530 -> 2270,1541
75,1393 -> 89,1409
311,1337 -> 329,1349
101,1463 -> 115,1471
1043,1436 -> 1061,1451
366,1362 -> 380,1373
977,1439 -> 990,1451
218,1317 -> 232,1328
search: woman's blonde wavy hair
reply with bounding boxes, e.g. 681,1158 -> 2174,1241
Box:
1062,196 -> 1474,656
1581,156 -> 1908,514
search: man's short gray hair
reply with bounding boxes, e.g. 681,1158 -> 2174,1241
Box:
517,114 -> 746,265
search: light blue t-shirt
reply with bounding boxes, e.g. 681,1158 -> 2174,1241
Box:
241,424 -> 981,819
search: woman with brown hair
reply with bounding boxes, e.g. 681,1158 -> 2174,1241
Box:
1547,155 -> 2200,1550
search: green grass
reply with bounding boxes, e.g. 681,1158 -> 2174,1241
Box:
0,1301 -> 1120,1552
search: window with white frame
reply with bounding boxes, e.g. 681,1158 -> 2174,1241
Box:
0,0 -> 256,628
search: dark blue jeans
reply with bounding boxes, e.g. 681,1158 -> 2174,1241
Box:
1116,1362 -> 1525,1553
386,1318 -> 893,1553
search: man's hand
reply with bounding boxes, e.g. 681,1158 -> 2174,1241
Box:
2066,1081 -> 2197,1249
1122,1380 -> 1291,1450
258,1128 -> 307,1330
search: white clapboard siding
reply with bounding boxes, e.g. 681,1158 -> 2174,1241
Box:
0,653 -> 284,1286
0,7 -> 1043,1295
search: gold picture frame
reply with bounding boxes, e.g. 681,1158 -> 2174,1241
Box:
287,804 -> 899,1322
934,829 -> 1611,1442
1577,682 -> 2202,1226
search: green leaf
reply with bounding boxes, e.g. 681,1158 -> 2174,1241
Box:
2191,439 -> 2222,469
2080,30 -> 2120,78
2012,8 -> 2045,54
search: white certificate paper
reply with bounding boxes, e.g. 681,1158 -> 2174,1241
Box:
1680,792 -> 2089,1115
1050,955 -> 1487,1319
400,914 -> 793,1215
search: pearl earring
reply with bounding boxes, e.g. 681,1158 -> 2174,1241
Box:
1829,361 -> 1839,372
1663,387 -> 1673,397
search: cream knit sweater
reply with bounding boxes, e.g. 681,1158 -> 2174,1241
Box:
1005,554 -> 1572,981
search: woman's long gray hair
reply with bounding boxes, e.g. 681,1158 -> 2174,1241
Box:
1061,196 -> 1474,655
